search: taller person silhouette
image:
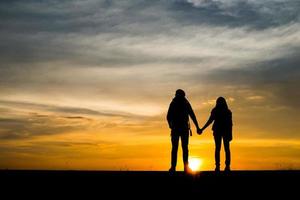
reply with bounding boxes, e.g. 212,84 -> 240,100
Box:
198,97 -> 233,172
167,89 -> 200,173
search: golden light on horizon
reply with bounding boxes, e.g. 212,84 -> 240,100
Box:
189,157 -> 203,171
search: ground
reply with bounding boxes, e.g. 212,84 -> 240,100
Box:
1,170 -> 299,198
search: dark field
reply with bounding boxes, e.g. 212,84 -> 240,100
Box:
1,170 -> 299,198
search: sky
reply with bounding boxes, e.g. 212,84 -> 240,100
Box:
0,0 -> 300,171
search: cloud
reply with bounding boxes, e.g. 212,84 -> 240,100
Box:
171,0 -> 300,29
0,99 -> 149,118
0,115 -> 82,140
246,96 -> 265,101
0,0 -> 299,140
200,52 -> 300,108
0,99 -> 155,140
1,0 -> 299,68
1,1 -> 299,104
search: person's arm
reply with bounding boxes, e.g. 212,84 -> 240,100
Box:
229,111 -> 233,135
229,111 -> 233,126
167,102 -> 173,129
201,116 -> 214,131
201,110 -> 215,131
187,102 -> 200,130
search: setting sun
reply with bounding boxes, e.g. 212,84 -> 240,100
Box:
189,158 -> 203,171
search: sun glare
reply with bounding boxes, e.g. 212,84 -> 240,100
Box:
189,157 -> 203,171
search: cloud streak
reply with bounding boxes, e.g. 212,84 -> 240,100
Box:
1,0 -> 299,67
0,99 -> 155,140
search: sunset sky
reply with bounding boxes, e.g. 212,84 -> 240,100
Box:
1,0 -> 300,171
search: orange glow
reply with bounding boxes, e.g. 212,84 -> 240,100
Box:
0,100 -> 300,171
189,157 -> 203,171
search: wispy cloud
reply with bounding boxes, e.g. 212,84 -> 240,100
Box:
0,99 -> 155,140
1,0 -> 299,67
0,100 -> 150,118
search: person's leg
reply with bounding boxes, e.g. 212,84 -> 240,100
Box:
214,134 -> 222,171
223,138 -> 231,171
181,132 -> 189,171
170,133 -> 179,171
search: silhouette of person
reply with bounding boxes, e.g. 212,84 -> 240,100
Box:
167,89 -> 201,173
198,97 -> 233,172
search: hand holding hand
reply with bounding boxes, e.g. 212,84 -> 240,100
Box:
197,128 -> 203,135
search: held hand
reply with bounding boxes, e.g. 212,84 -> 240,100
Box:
197,128 -> 203,135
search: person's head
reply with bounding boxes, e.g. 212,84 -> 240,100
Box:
216,96 -> 228,110
175,89 -> 186,98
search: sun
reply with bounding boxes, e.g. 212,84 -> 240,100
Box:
189,157 -> 203,171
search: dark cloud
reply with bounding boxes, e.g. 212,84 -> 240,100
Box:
199,52 -> 300,108
1,0 -> 299,68
63,116 -> 90,120
1,0 -> 298,34
0,116 -> 81,140
171,0 -> 300,29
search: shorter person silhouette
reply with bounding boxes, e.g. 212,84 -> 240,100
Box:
198,97 -> 233,172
